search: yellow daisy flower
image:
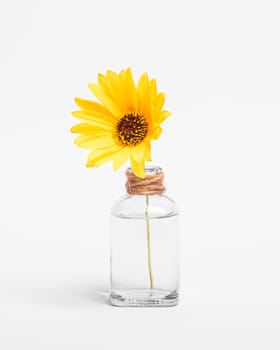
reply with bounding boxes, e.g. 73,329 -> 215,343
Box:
71,68 -> 171,178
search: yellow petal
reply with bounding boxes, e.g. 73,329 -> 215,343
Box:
106,69 -> 121,82
98,73 -> 122,110
97,72 -> 129,115
106,70 -> 127,113
71,110 -> 114,130
153,92 -> 165,111
149,79 -> 158,103
130,156 -> 145,179
156,110 -> 172,124
138,73 -> 152,118
144,142 -> 152,162
131,142 -> 146,163
71,123 -> 108,134
152,110 -> 172,125
137,72 -> 149,93
86,145 -> 120,167
74,98 -> 114,117
137,72 -> 149,111
88,83 -> 122,117
123,67 -> 138,112
74,134 -> 115,149
113,147 -> 131,171
151,127 -> 163,140
94,153 -> 115,167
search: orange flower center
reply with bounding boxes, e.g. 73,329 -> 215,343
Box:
116,113 -> 148,147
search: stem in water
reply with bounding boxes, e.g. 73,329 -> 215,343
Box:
145,195 -> 154,290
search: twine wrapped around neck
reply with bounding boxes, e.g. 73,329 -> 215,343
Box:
126,170 -> 165,195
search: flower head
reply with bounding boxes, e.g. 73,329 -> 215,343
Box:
71,68 -> 171,178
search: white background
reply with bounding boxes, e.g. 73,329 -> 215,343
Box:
0,0 -> 280,348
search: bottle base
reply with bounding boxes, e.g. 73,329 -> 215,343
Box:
110,289 -> 178,307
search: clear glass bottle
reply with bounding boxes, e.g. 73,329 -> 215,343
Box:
110,166 -> 179,307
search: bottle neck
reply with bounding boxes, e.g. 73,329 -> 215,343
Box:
125,166 -> 165,195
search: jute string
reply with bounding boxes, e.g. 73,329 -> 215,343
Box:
126,171 -> 165,195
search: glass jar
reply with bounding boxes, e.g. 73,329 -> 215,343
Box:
110,166 -> 179,307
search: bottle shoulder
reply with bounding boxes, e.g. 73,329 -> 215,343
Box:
111,194 -> 178,219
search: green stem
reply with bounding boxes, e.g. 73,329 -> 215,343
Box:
145,195 -> 154,290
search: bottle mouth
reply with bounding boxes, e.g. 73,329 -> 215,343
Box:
125,165 -> 165,195
126,165 -> 163,177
